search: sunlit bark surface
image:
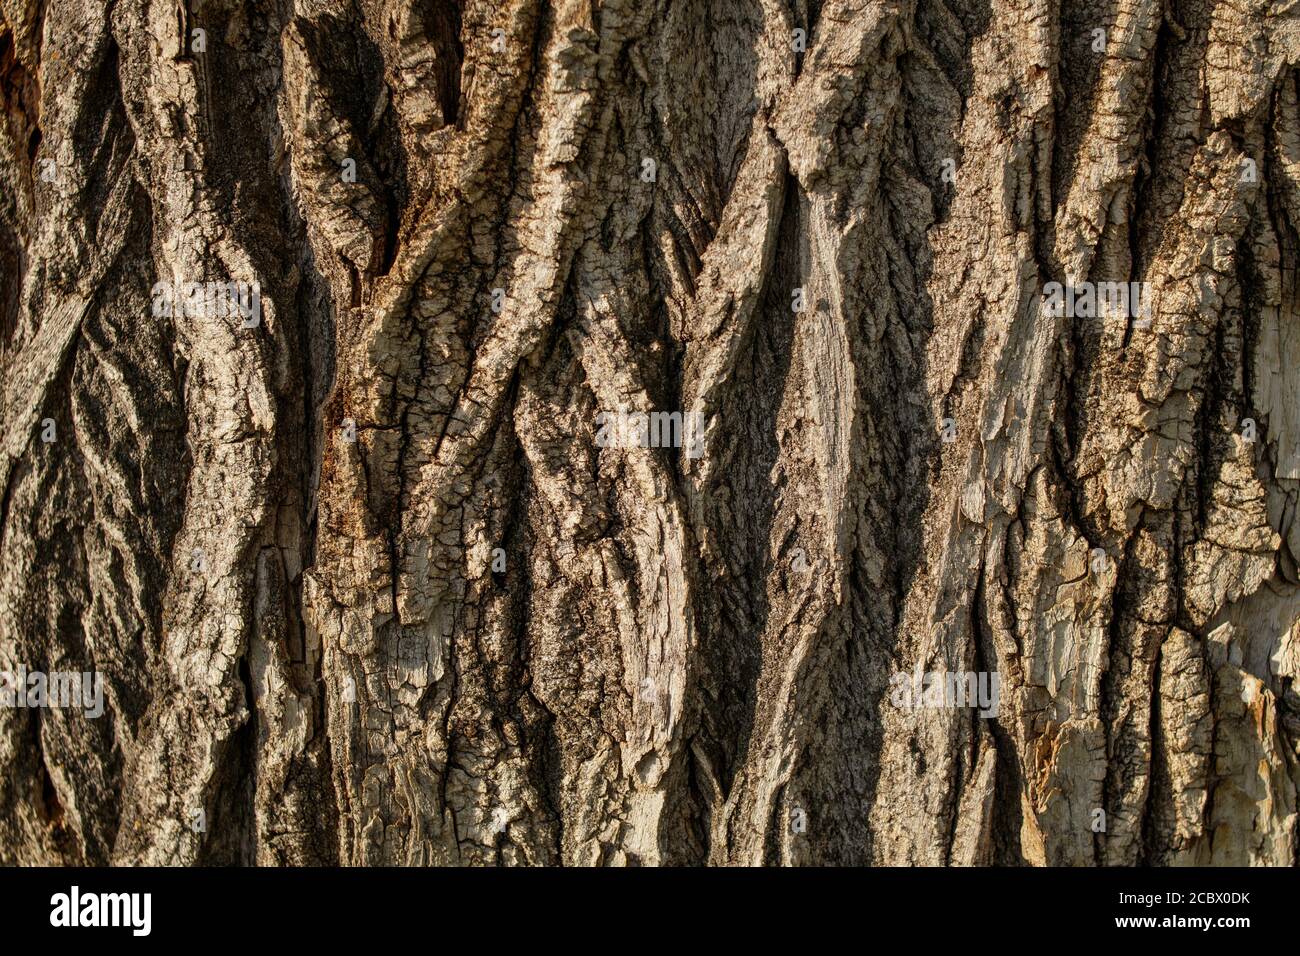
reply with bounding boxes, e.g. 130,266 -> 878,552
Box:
1,0 -> 1297,866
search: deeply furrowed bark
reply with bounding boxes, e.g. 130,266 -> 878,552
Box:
0,0 -> 1297,866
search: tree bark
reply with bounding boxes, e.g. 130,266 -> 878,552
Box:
1,0 -> 1298,866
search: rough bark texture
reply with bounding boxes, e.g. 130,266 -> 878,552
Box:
1,0 -> 1298,867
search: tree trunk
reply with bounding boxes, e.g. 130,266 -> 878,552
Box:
1,0 -> 1298,867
